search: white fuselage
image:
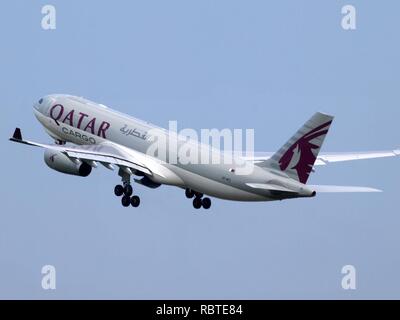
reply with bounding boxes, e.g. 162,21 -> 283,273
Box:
33,94 -> 312,201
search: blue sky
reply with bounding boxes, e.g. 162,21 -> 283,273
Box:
1,0 -> 399,299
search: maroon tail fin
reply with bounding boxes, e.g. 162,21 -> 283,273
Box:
258,112 -> 334,184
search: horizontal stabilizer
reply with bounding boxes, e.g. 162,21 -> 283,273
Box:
315,150 -> 400,165
242,149 -> 400,166
246,183 -> 296,193
309,185 -> 382,193
245,182 -> 315,199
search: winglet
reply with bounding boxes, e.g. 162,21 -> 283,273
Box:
10,128 -> 22,141
8,128 -> 49,148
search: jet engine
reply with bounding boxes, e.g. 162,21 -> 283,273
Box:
44,149 -> 92,177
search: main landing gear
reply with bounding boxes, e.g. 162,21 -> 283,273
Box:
115,168 -> 140,208
185,188 -> 211,210
114,184 -> 141,207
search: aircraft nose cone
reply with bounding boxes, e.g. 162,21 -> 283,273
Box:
34,96 -> 55,115
33,97 -> 44,112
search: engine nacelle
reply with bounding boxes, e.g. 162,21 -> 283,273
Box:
44,149 -> 92,177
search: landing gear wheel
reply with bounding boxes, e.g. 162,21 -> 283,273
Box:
193,197 -> 202,209
185,188 -> 195,199
114,185 -> 124,196
121,195 -> 131,207
131,195 -> 140,207
202,197 -> 211,209
124,184 -> 133,196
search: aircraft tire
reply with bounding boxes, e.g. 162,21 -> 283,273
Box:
131,195 -> 140,207
185,188 -> 195,199
202,197 -> 211,209
114,185 -> 124,196
124,184 -> 133,197
193,197 -> 202,209
121,195 -> 131,207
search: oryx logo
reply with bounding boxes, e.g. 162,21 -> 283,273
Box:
279,121 -> 332,184
49,154 -> 57,163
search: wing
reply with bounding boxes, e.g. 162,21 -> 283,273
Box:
241,150 -> 400,166
9,128 -> 153,176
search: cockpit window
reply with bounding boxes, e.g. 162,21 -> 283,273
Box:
38,98 -> 43,104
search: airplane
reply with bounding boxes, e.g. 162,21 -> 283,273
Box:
9,94 -> 400,210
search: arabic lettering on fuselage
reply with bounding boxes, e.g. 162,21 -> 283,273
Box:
120,124 -> 147,140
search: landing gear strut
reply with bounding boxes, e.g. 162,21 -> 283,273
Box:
186,188 -> 211,210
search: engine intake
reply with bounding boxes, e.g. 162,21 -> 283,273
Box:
44,149 -> 92,177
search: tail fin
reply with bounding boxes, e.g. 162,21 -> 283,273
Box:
259,112 -> 334,184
